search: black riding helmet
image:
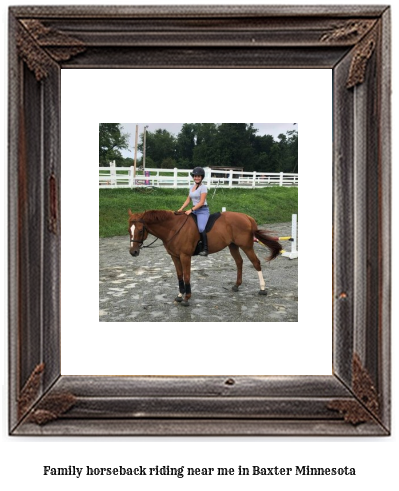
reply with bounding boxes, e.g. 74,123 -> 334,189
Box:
191,166 -> 205,177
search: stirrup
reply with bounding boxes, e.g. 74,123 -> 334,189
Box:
199,250 -> 208,256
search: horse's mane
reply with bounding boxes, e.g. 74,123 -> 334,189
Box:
141,209 -> 175,223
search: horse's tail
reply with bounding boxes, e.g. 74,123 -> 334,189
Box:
254,229 -> 282,261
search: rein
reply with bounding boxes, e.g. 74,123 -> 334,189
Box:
130,214 -> 190,249
139,236 -> 160,249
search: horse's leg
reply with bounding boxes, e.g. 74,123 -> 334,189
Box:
228,244 -> 243,292
241,246 -> 267,295
171,255 -> 185,302
180,253 -> 192,306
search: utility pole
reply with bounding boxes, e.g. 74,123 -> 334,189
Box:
133,124 -> 138,178
143,125 -> 149,170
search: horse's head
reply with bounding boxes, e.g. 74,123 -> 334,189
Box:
128,210 -> 148,257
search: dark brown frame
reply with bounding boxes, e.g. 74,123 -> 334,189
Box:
9,5 -> 391,436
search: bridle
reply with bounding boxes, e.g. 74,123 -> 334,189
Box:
129,219 -> 158,249
129,214 -> 190,249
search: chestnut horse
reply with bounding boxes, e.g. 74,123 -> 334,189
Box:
128,209 -> 282,306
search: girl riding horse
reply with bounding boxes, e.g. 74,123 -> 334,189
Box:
178,166 -> 210,256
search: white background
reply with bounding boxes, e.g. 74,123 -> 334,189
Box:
1,1 -> 397,491
61,68 -> 332,376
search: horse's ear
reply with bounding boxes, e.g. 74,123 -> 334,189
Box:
128,209 -> 133,216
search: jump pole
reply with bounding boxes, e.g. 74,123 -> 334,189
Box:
281,214 -> 298,260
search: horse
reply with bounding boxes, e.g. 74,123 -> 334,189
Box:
128,209 -> 282,306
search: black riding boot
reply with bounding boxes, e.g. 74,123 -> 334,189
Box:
199,232 -> 208,256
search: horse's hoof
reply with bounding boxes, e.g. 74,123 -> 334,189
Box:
232,285 -> 239,292
258,289 -> 267,296
181,301 -> 190,307
175,296 -> 183,303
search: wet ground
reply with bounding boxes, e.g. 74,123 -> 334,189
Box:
99,222 -> 298,323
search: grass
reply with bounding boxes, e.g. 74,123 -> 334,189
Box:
99,186 -> 298,237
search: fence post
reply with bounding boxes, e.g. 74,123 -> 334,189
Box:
129,166 -> 134,188
279,172 -> 284,186
252,171 -> 256,188
281,214 -> 298,259
173,167 -> 178,189
229,170 -> 233,188
110,161 -> 116,186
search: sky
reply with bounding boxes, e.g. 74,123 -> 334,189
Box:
120,123 -> 297,158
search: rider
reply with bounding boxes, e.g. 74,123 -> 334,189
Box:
178,166 -> 210,256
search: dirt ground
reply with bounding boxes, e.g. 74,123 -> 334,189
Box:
99,222 -> 298,323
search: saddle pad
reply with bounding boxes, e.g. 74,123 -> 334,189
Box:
190,212 -> 221,233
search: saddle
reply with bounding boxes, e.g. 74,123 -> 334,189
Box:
190,212 -> 222,256
190,211 -> 221,233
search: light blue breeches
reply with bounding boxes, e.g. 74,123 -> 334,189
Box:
192,206 -> 210,233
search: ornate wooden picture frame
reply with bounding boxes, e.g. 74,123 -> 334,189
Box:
8,5 -> 391,435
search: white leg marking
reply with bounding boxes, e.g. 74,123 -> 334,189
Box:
258,270 -> 266,290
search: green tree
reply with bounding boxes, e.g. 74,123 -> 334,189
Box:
213,123 -> 257,170
253,130 -> 298,173
192,123 -> 219,167
99,123 -> 129,167
286,129 -> 298,172
176,123 -> 219,168
271,131 -> 298,173
121,157 -> 134,167
139,129 -> 176,167
253,134 -> 275,155
129,124 -> 298,173
161,157 -> 177,169
176,123 -> 197,164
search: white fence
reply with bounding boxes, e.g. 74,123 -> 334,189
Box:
99,166 -> 298,189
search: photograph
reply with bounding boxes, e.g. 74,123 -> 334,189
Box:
99,122 -> 299,322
